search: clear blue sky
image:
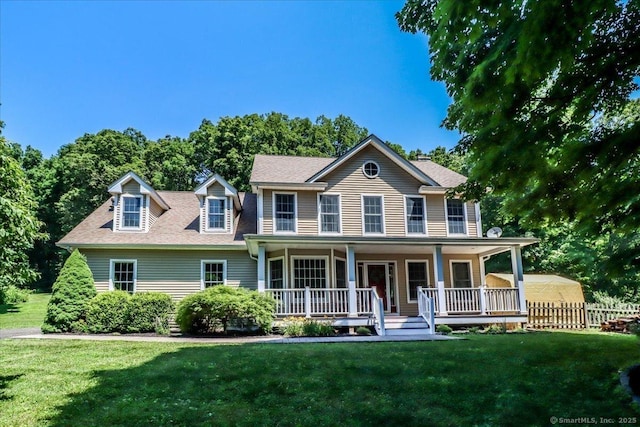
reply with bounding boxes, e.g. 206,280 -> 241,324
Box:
0,0 -> 460,158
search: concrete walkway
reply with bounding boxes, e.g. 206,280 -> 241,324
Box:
3,330 -> 459,344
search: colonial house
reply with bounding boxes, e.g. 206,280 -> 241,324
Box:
57,135 -> 537,335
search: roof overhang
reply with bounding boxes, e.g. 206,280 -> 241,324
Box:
250,182 -> 328,192
56,242 -> 248,251
418,186 -> 449,195
108,171 -> 170,210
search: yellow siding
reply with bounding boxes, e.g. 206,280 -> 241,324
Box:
263,189 -> 273,234
426,195 -> 447,237
442,254 -> 482,289
467,201 -> 478,237
149,198 -> 164,228
297,191 -> 318,235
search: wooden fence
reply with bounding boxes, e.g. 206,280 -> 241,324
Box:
527,302 -> 640,329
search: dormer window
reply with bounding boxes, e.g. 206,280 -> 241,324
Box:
121,196 -> 142,229
207,198 -> 226,231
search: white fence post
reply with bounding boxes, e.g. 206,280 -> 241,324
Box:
304,287 -> 311,318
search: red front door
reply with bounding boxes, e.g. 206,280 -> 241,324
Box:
367,264 -> 387,311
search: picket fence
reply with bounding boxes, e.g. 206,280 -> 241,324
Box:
527,301 -> 640,329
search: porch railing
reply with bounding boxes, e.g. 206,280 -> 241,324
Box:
371,287 -> 385,336
445,288 -> 481,313
417,287 -> 435,333
265,288 -> 374,317
422,288 -> 440,314
484,288 -> 520,313
356,289 -> 372,314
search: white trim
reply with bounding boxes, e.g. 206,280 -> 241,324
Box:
257,189 -> 264,234
362,160 -> 380,179
290,255 -> 329,289
272,191 -> 298,234
267,256 -> 285,289
200,259 -> 228,290
475,202 -> 483,237
317,193 -> 343,236
119,194 -> 144,231
361,194 -> 385,236
403,195 -> 428,236
108,171 -> 170,210
360,260 -> 398,314
444,198 -> 468,236
405,259 -> 431,303
449,259 -> 474,288
144,195 -> 150,233
194,173 -> 240,211
109,259 -> 137,293
333,256 -> 347,289
204,196 -> 229,233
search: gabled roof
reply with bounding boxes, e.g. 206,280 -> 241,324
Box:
108,171 -> 170,210
194,173 -> 241,210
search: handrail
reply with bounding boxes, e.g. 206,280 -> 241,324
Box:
371,287 -> 385,336
417,287 -> 436,334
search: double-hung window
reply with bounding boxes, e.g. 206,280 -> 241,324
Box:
121,196 -> 142,229
292,258 -> 326,288
207,198 -> 226,231
319,194 -> 340,234
202,261 -> 226,288
451,261 -> 472,288
362,195 -> 384,234
405,196 -> 426,234
268,258 -> 284,289
446,199 -> 467,235
406,261 -> 429,302
335,258 -> 347,288
274,193 -> 296,233
111,260 -> 136,293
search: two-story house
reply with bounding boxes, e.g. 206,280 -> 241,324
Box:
58,135 -> 537,334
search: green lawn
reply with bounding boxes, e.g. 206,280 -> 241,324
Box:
0,293 -> 50,329
1,333 -> 639,426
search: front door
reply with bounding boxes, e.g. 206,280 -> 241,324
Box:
367,264 -> 388,311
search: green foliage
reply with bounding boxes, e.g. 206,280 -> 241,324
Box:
355,326 -> 372,336
42,250 -> 96,333
436,324 -> 452,335
86,291 -> 130,333
0,285 -> 31,305
175,286 -> 275,335
282,317 -> 336,337
484,324 -> 507,335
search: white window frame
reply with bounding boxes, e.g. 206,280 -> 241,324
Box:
333,256 -> 347,289
362,160 -> 380,179
405,260 -> 430,303
109,259 -> 137,293
290,256 -> 329,289
268,256 -> 286,289
317,193 -> 342,235
404,195 -> 428,236
200,260 -> 227,290
272,192 -> 297,234
205,196 -> 228,232
444,198 -> 468,236
361,194 -> 385,235
449,259 -> 474,288
119,195 -> 143,230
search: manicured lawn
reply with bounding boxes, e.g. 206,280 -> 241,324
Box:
1,333 -> 639,426
0,293 -> 50,329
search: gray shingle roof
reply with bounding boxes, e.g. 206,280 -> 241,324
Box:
57,192 -> 256,247
410,160 -> 467,188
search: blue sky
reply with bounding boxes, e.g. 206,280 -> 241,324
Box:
0,1 -> 459,158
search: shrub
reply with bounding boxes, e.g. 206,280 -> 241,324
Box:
175,286 -> 275,335
127,292 -> 174,334
42,250 -> 96,333
468,326 -> 481,334
0,285 -> 31,305
436,324 -> 452,335
86,291 -> 130,333
356,326 -> 372,336
282,318 -> 336,337
485,323 -> 507,334
281,317 -> 305,337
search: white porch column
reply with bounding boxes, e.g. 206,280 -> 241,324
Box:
257,245 -> 266,293
434,245 -> 447,315
479,255 -> 487,314
511,245 -> 527,314
347,245 -> 358,317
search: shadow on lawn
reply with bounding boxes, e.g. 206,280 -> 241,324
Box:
0,374 -> 23,401
47,344 -> 423,427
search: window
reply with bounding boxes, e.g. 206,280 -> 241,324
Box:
269,258 -> 284,289
405,196 -> 426,234
406,261 -> 429,302
319,194 -> 340,234
121,196 -> 142,228
362,161 -> 380,178
451,261 -> 472,288
111,260 -> 136,293
207,198 -> 226,231
202,261 -> 226,288
335,258 -> 346,288
292,258 -> 326,288
274,193 -> 296,233
446,199 -> 467,235
363,195 -> 384,234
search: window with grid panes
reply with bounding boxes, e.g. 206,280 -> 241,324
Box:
122,196 -> 142,228
203,262 -> 225,287
112,261 -> 136,293
293,258 -> 326,288
275,193 -> 296,232
363,196 -> 383,234
319,194 -> 340,233
406,197 -> 425,234
207,199 -> 226,230
446,199 -> 466,234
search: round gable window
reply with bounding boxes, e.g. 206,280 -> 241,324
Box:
362,161 -> 380,178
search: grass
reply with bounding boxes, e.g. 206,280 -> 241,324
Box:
0,293 -> 50,329
1,333 -> 639,426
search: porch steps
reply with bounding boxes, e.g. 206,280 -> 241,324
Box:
383,316 -> 432,336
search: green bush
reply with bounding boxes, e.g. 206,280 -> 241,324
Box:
42,250 -> 96,333
436,324 -> 452,335
484,324 -> 507,334
175,286 -> 275,335
0,285 -> 31,305
127,292 -> 174,334
356,326 -> 372,336
86,291 -> 130,333
282,318 -> 336,337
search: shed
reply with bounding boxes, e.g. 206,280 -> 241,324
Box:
485,273 -> 585,303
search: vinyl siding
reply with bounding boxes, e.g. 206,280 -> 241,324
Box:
200,182 -> 232,233
82,248 -> 256,301
426,195 -> 447,237
149,198 -> 164,228
262,189 -> 273,234
466,201 -> 478,237
114,181 -> 148,232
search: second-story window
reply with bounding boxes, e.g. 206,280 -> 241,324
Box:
446,199 -> 467,235
319,194 -> 340,234
363,195 -> 384,234
207,198 -> 226,231
405,196 -> 426,234
122,196 -> 142,229
274,193 -> 296,233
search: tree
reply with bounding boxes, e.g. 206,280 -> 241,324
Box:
0,123 -> 44,300
397,1 -> 640,236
